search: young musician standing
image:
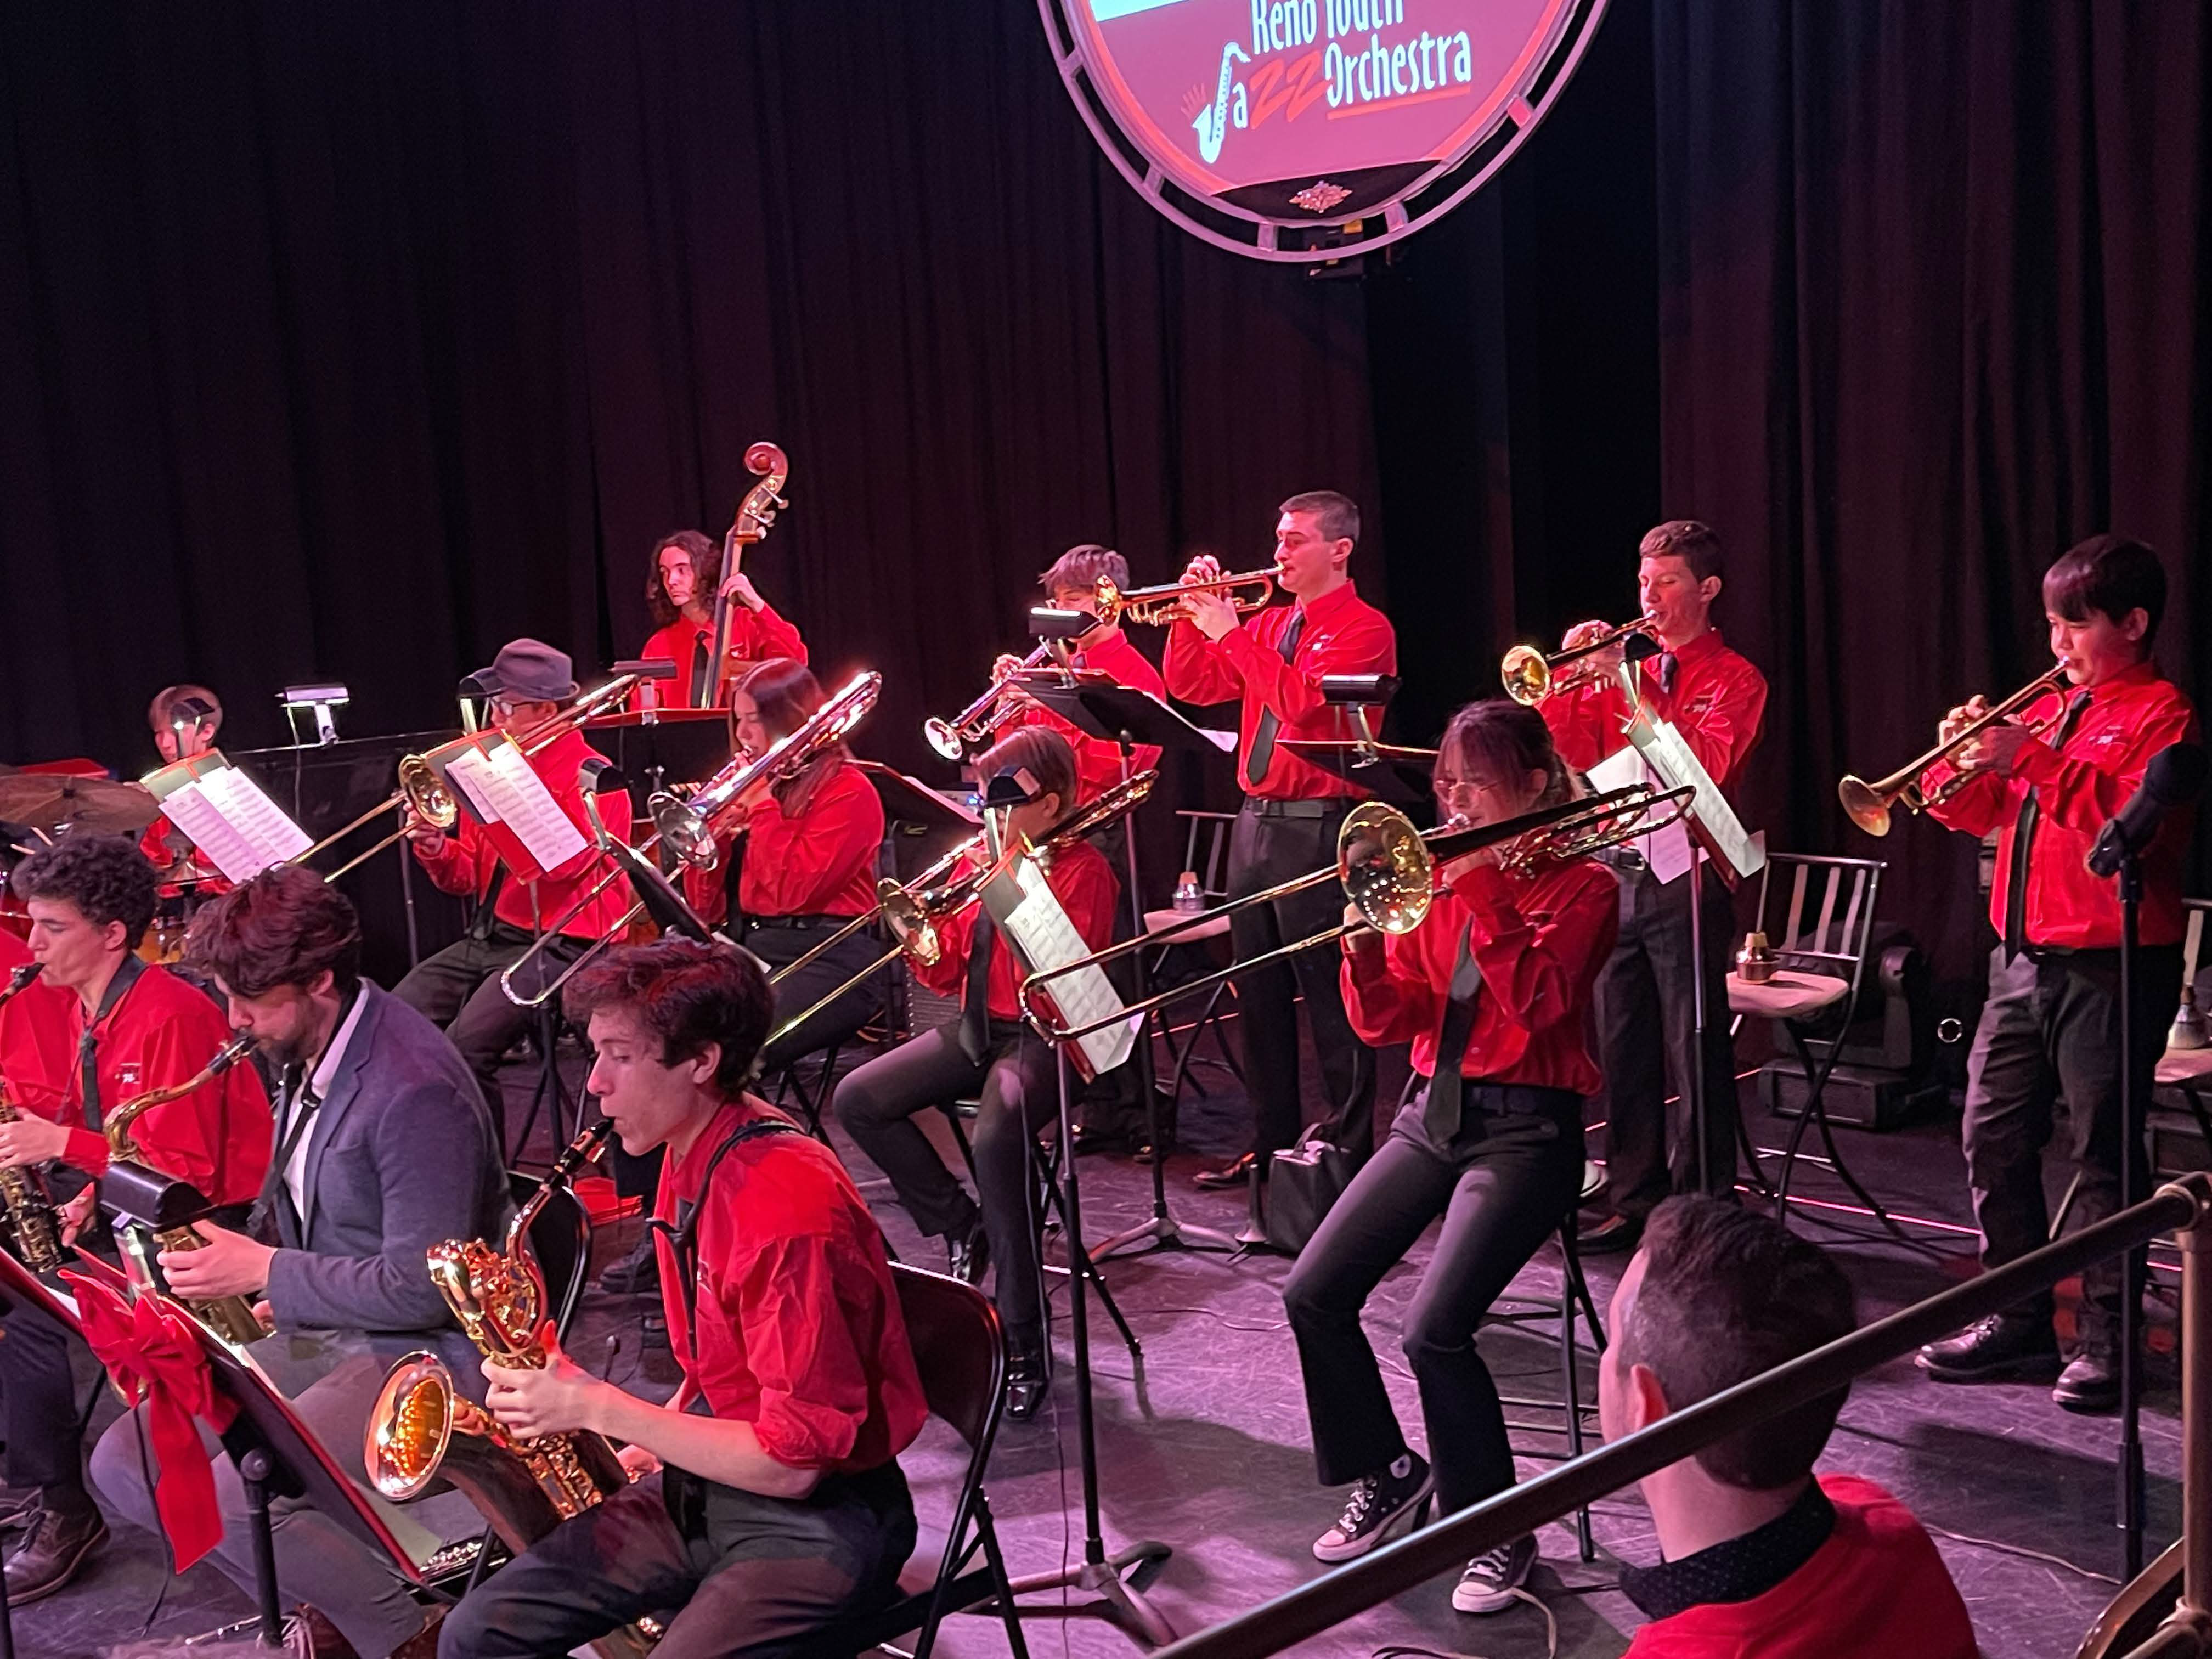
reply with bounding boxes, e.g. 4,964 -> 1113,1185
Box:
832,728 -> 1119,1418
641,529 -> 808,706
437,939 -> 924,1658
1164,492 -> 1397,1185
88,865 -> 509,1657
1539,521 -> 1767,1251
0,838 -> 271,1606
1916,535 -> 2197,1412
1284,702 -> 1618,1611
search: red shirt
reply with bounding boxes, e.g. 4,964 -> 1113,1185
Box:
1927,662 -> 2197,949
1007,630 -> 1167,803
641,602 -> 809,707
138,817 -> 235,902
681,760 -> 884,924
650,1098 -> 926,1474
1341,856 -> 1620,1096
411,728 -> 635,940
57,961 -> 272,1206
0,930 -> 74,1118
913,838 -> 1120,1022
1164,580 -> 1398,800
1540,626 -> 1769,799
1623,1475 -> 1976,1659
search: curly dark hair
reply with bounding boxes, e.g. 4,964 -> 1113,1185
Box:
12,836 -> 159,951
185,865 -> 363,997
563,938 -> 774,1092
645,531 -> 723,629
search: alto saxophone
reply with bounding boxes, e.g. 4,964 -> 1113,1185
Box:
104,1033 -> 268,1346
0,964 -> 66,1274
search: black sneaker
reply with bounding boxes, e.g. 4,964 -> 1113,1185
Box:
1312,1454 -> 1433,1563
947,1217 -> 989,1286
2053,1344 -> 2121,1414
1452,1533 -> 1538,1614
1916,1312 -> 2061,1382
1005,1331 -> 1049,1422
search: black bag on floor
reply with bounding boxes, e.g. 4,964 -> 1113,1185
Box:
1263,1125 -> 1359,1255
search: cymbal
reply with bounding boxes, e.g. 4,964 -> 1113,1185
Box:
0,774 -> 162,838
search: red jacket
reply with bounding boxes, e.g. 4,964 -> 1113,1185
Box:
1540,626 -> 1768,799
0,930 -> 75,1118
682,759 -> 884,924
641,602 -> 808,707
410,728 -> 635,939
1007,630 -> 1167,803
1341,855 -> 1621,1096
57,961 -> 272,1206
138,817 -> 235,902
1623,1475 -> 1976,1659
1926,661 -> 2197,949
913,838 -> 1120,1023
1164,580 -> 1397,801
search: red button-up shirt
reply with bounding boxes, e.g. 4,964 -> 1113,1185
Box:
57,961 -> 272,1205
681,759 -> 884,925
1007,630 -> 1167,803
913,838 -> 1120,1023
410,728 -> 635,939
1539,626 -> 1768,799
0,930 -> 75,1118
640,602 -> 809,708
1341,855 -> 1621,1096
1926,661 -> 2198,949
651,1098 -> 926,1474
1164,580 -> 1398,801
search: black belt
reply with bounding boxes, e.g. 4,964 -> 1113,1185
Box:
1241,797 -> 1352,820
742,914 -> 855,934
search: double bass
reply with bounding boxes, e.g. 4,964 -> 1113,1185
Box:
698,442 -> 792,707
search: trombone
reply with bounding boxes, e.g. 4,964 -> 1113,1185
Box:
1500,616 -> 1662,706
1836,665 -> 2071,836
924,646 -> 1060,761
1093,568 -> 1276,628
499,672 -> 883,1009
1020,782 -> 1693,1046
761,770 -> 1158,1049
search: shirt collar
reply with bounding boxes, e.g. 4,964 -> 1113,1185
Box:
1661,625 -> 1725,666
1620,1478 -> 1835,1622
307,983 -> 369,1102
1290,578 -> 1362,629
2083,658 -> 2160,704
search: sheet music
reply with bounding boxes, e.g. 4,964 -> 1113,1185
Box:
445,740 -> 589,872
1632,715 -> 1763,880
155,766 -> 312,883
1585,744 -> 1695,882
993,858 -> 1136,1076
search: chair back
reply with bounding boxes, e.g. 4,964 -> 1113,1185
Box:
1175,809 -> 1237,901
1752,853 -> 1882,979
2182,898 -> 2210,1000
891,1261 -> 1005,1455
509,1169 -> 594,1342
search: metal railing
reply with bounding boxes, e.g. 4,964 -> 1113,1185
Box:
1154,1171 -> 2212,1659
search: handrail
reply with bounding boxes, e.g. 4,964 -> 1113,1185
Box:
1154,1172 -> 2212,1659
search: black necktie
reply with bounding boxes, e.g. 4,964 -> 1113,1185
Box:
1245,609 -> 1309,788
273,1070 -> 323,1233
1656,651 -> 1680,698
2002,690 -> 2091,960
77,957 -> 146,1133
1421,924 -> 1483,1146
958,915 -> 997,1063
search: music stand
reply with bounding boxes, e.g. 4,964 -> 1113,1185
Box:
1018,681 -> 1242,1261
850,760 -> 980,839
1274,740 -> 1437,808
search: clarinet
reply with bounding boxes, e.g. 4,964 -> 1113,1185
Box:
0,964 -> 66,1274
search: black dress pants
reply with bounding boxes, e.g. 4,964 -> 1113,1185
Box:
1590,861 -> 1737,1218
1283,1086 -> 1583,1513
743,918 -> 887,1076
1965,943 -> 2175,1339
832,1023 -> 1059,1336
392,919 -> 580,1115
0,1297 -> 84,1498
1228,800 -> 1376,1159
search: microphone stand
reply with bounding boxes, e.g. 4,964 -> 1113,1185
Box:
2117,842 -> 2147,1581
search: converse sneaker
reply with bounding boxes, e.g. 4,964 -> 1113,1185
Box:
1312,1453 -> 1433,1563
1451,1533 -> 1538,1615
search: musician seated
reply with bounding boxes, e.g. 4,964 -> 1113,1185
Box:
436,939 -> 924,1659
641,528 -> 808,707
998,544 -> 1167,807
87,866 -> 511,1659
682,657 -> 887,1075
1283,701 -> 1617,1611
1602,1198 -> 1975,1657
0,836 -> 270,1607
140,680 -> 234,911
394,639 -> 633,1113
832,727 -> 1119,1419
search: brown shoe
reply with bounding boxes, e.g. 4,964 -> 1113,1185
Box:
298,1606 -> 363,1658
3,1497 -> 107,1606
1193,1152 -> 1258,1190
392,1606 -> 447,1659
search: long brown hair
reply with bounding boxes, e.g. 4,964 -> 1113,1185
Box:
645,530 -> 723,629
1437,699 -> 1572,809
733,657 -> 845,813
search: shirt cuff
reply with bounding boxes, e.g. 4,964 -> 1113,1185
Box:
64,1126 -> 110,1176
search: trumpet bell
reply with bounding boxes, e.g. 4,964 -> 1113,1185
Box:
1337,803 -> 1437,936
366,1352 -> 460,1502
1499,645 -> 1551,707
923,718 -> 966,763
1836,774 -> 1901,837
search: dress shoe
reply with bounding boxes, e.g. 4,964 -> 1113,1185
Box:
595,1233 -> 661,1295
1193,1152 -> 1259,1190
298,1605 -> 362,1658
1071,1125 -> 1136,1158
1575,1212 -> 1643,1255
1005,1333 -> 1050,1421
4,1497 -> 107,1606
947,1217 -> 990,1286
2053,1344 -> 2121,1414
0,1487 -> 38,1532
1916,1312 -> 2061,1383
392,1605 -> 447,1659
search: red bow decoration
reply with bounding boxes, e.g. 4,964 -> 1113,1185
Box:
62,1271 -> 235,1570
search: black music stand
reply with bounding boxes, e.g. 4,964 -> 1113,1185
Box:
1019,681 -> 1242,1261
850,760 -> 981,841
1274,740 -> 1437,808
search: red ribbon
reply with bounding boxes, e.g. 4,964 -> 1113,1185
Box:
61,1272 -> 235,1570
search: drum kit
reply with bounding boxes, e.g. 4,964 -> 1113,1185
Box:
0,767 -> 191,960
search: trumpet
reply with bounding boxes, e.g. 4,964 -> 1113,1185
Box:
924,646 -> 1060,761
1021,782 -> 1692,1045
1500,616 -> 1662,706
0,964 -> 65,1275
1093,568 -> 1276,628
1837,665 -> 2070,836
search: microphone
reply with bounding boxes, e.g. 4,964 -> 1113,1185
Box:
2087,742 -> 2208,878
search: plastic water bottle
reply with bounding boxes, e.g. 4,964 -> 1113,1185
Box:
1172,871 -> 1204,913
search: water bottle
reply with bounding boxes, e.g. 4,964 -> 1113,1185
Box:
1172,871 -> 1204,913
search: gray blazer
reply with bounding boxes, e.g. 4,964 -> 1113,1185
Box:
262,981 -> 514,1378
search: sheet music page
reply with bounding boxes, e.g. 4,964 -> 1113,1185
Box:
995,859 -> 1137,1076
457,738 -> 590,872
1626,715 -> 1764,881
439,744 -> 507,825
198,764 -> 313,868
1584,745 -> 1693,881
153,777 -> 271,884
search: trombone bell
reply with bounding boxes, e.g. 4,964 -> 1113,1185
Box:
1338,803 -> 1437,936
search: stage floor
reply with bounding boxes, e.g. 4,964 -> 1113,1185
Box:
22,1045 -> 2176,1658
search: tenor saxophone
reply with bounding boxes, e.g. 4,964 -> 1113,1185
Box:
0,964 -> 66,1274
104,1033 -> 268,1346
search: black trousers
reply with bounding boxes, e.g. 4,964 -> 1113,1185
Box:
1965,943 -> 2175,1338
1590,861 -> 1737,1218
1228,801 -> 1377,1159
742,918 -> 885,1077
0,1297 -> 83,1498
832,1023 -> 1059,1337
392,919 -> 580,1110
437,1462 -> 915,1659
1284,1087 -> 1584,1514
